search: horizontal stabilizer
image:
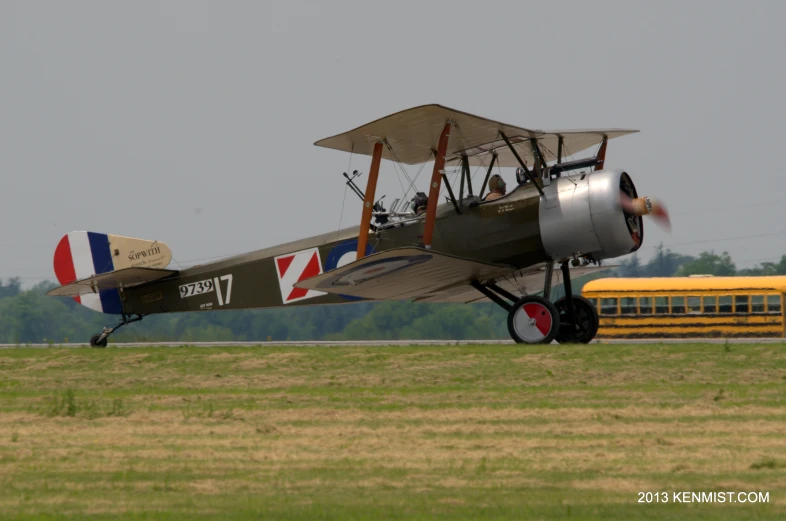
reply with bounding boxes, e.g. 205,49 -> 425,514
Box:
294,247 -> 512,300
46,267 -> 178,297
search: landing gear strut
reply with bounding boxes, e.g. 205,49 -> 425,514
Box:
89,314 -> 145,348
553,261 -> 599,344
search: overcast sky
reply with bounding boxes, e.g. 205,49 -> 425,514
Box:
2,0 -> 785,286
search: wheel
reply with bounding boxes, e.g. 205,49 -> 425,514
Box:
89,334 -> 108,348
553,296 -> 599,344
507,296 -> 560,344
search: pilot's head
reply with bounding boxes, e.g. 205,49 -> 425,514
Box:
411,192 -> 428,214
489,174 -> 507,194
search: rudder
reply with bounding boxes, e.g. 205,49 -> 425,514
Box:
53,231 -> 172,314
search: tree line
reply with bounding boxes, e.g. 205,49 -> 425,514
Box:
1,246 -> 783,343
615,245 -> 786,278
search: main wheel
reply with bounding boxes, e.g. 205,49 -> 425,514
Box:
89,334 -> 108,348
507,296 -> 560,344
553,296 -> 599,344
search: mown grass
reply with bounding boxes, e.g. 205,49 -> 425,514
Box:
0,343 -> 784,520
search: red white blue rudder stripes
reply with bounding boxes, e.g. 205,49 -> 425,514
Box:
53,231 -> 123,314
52,231 -> 173,315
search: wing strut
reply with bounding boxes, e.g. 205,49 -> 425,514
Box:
462,154 -> 473,196
424,122 -> 452,249
500,132 -> 544,196
441,172 -> 461,214
478,152 -> 497,199
530,137 -> 550,186
594,136 -> 608,171
357,141 -> 383,259
458,155 -> 466,203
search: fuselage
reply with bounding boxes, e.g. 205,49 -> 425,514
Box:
120,169 -> 642,315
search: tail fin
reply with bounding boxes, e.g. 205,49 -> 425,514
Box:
52,231 -> 172,314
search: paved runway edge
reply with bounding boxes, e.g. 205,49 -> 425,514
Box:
1,338 -> 785,348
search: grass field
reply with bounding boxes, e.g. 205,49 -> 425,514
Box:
0,343 -> 784,520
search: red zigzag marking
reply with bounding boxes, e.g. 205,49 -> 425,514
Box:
276,255 -> 295,277
286,252 -> 321,302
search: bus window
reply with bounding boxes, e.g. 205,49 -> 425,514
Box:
601,298 -> 618,315
767,295 -> 781,313
639,297 -> 652,314
751,295 -> 765,313
620,297 -> 636,314
735,295 -> 749,313
687,296 -> 701,313
718,296 -> 733,313
671,296 -> 685,314
654,296 -> 669,314
703,296 -> 717,313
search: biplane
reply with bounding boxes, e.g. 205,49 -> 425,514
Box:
47,104 -> 669,346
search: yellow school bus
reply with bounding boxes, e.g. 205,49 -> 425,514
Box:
582,276 -> 786,339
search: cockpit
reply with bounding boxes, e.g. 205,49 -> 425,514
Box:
341,165 -> 540,232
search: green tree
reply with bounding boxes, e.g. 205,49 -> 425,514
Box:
738,255 -> 786,276
615,245 -> 695,277
0,277 -> 22,299
678,251 -> 736,276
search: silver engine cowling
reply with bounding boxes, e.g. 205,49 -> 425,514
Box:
538,170 -> 643,261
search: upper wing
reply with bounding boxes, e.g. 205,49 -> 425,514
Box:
294,248 -> 513,300
46,267 -> 178,297
314,104 -> 637,167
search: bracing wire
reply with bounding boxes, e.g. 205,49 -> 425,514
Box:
384,140 -> 409,198
452,121 -> 496,198
390,144 -> 432,203
335,145 -> 354,242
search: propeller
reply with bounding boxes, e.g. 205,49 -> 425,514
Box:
620,194 -> 671,232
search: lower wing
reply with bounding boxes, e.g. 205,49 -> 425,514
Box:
295,247 -> 614,303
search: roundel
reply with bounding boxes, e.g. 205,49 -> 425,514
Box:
330,255 -> 431,287
325,239 -> 375,300
325,240 -> 374,271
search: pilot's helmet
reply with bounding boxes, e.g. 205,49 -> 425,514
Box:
515,167 -> 528,184
489,174 -> 507,193
411,192 -> 428,212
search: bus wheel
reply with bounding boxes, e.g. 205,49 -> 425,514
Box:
553,296 -> 599,344
507,296 -> 560,344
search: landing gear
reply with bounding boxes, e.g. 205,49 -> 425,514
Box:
470,258 -> 600,345
507,296 -> 560,344
89,314 -> 145,348
89,334 -> 108,348
470,280 -> 560,344
553,260 -> 599,344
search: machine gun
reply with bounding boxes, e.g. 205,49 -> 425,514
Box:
343,170 -> 388,224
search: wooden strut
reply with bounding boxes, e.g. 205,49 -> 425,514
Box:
594,136 -> 608,171
423,122 -> 452,249
356,141 -> 383,259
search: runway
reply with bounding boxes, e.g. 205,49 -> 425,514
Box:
1,338 -> 785,348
